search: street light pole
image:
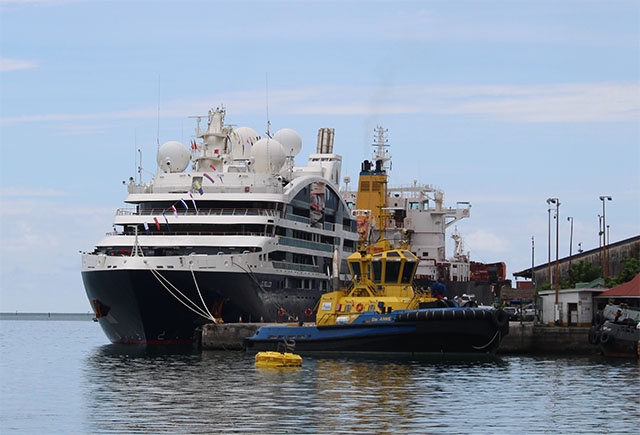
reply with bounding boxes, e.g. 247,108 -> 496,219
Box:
600,196 -> 612,282
531,236 -> 535,288
546,199 -> 553,285
555,200 -> 560,323
567,216 -> 573,282
547,197 -> 560,324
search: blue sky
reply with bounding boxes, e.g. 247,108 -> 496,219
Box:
1,0 -> 638,312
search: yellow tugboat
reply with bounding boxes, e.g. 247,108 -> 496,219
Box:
245,127 -> 509,355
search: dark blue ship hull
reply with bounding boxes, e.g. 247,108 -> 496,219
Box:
82,269 -> 322,345
245,308 -> 509,355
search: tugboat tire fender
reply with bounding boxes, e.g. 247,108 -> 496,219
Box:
398,308 -> 495,323
492,309 -> 509,328
588,327 -> 599,345
600,331 -> 612,344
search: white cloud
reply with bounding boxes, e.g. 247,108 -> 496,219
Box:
0,0 -> 80,5
0,57 -> 37,72
2,82 -> 636,126
0,198 -> 113,311
465,229 -> 510,254
0,187 -> 69,198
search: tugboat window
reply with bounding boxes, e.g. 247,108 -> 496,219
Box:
385,260 -> 401,283
349,262 -> 361,280
401,261 -> 417,283
372,260 -> 382,283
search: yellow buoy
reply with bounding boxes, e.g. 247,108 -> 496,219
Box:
255,351 -> 302,368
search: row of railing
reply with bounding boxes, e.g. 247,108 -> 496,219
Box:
271,262 -> 321,273
116,208 -> 278,217
116,208 -> 351,232
277,236 -> 334,253
106,231 -> 271,237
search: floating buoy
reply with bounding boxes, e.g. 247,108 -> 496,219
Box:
255,351 -> 302,368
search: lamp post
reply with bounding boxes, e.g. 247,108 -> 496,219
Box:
598,214 -> 602,249
546,199 -> 553,285
567,216 -> 573,282
531,236 -> 535,288
600,196 -> 612,282
547,197 -> 560,324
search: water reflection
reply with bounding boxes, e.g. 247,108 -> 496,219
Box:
83,345 -> 640,434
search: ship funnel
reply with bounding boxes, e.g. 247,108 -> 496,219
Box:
316,128 -> 335,154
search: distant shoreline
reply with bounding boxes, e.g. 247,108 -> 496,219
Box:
0,313 -> 95,321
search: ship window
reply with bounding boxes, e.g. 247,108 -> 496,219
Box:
401,261 -> 417,283
372,182 -> 381,192
385,261 -> 401,283
360,181 -> 370,191
386,251 -> 400,257
372,260 -> 382,283
402,250 -> 416,259
349,262 -> 361,280
345,304 -> 351,312
409,202 -> 419,210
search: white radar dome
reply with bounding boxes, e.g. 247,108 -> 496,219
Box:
273,128 -> 302,157
231,126 -> 260,160
250,138 -> 286,173
157,141 -> 191,173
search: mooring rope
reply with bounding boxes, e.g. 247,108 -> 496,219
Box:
231,258 -> 268,294
147,266 -> 214,322
190,265 -> 217,323
472,329 -> 501,350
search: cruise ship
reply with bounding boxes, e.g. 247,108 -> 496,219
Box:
81,107 -> 358,344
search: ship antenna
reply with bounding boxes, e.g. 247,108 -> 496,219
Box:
265,72 -> 271,138
373,125 -> 390,171
134,128 -> 137,181
156,75 -> 161,154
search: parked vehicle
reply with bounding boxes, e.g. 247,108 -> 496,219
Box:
503,306 -> 519,321
522,304 -> 536,321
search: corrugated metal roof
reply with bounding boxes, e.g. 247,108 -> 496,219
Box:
596,273 -> 640,298
575,277 -> 604,288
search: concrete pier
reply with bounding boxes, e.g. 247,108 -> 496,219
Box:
201,323 -> 268,350
498,322 -> 593,355
200,321 -> 597,355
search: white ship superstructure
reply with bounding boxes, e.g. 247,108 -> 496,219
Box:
81,107 -> 358,344
341,127 -> 471,284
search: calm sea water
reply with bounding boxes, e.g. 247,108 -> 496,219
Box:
1,319 -> 639,434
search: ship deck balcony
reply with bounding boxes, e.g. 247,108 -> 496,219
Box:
277,236 -> 334,253
105,230 -> 274,237
116,207 -> 279,218
271,261 -> 322,273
